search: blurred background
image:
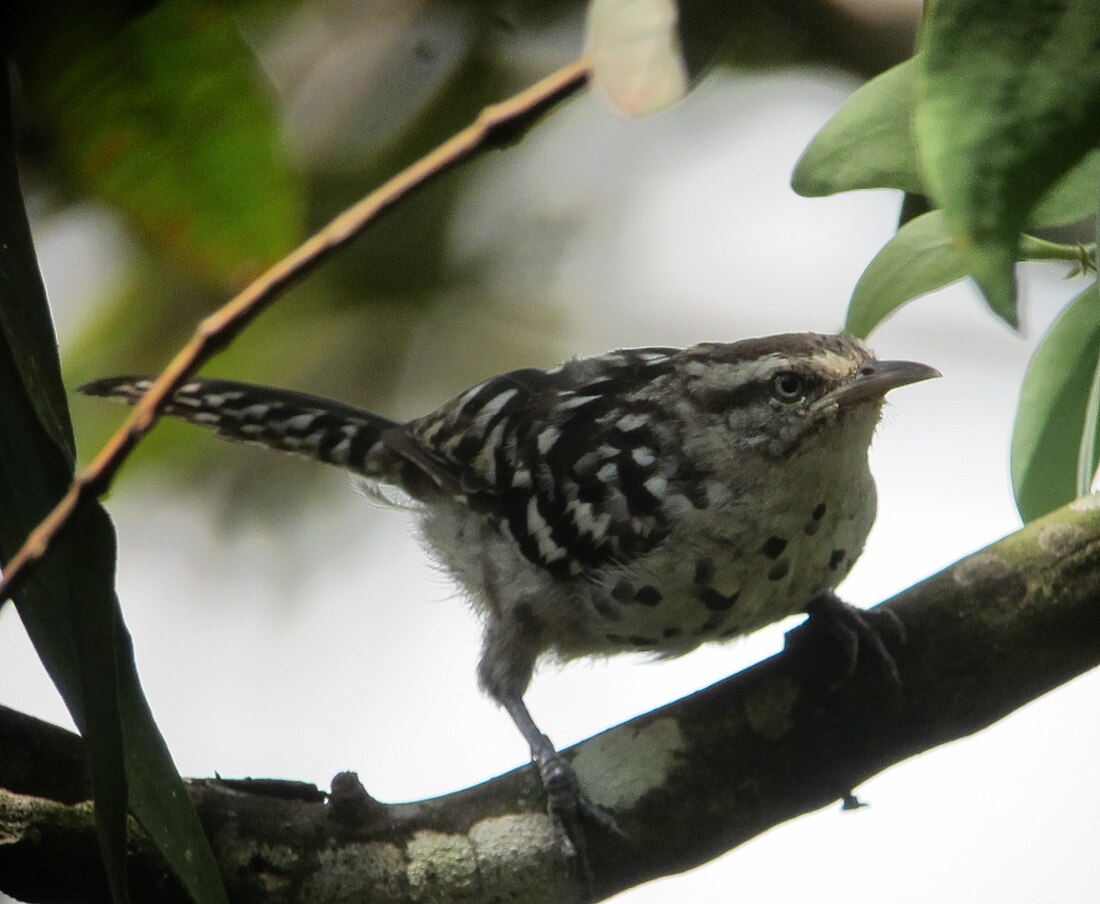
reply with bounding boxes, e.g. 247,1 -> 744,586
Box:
3,0 -> 1099,901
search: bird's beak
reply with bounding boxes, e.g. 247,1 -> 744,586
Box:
816,360 -> 941,408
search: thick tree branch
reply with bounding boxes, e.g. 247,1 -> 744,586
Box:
3,495 -> 1100,903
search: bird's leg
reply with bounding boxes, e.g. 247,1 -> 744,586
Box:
797,590 -> 906,693
500,693 -> 622,892
501,694 -> 588,850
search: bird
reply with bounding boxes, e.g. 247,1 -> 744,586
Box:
80,332 -> 938,867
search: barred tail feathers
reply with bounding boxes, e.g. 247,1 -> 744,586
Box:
78,377 -> 399,479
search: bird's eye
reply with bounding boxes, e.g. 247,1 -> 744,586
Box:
771,372 -> 806,403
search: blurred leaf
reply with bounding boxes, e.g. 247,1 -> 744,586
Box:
585,0 -> 757,118
0,72 -> 227,904
847,211 -> 1095,338
1012,283 -> 1100,522
914,0 -> 1100,325
675,0 -> 739,79
585,0 -> 688,117
1030,149 -> 1100,228
792,58 -> 921,198
32,0 -> 301,288
275,3 -> 479,171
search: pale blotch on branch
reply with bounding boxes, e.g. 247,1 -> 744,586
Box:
469,814 -> 573,902
572,718 -> 687,812
952,552 -> 1028,611
406,830 -> 480,901
1069,493 -> 1100,513
301,841 -> 405,903
744,676 -> 800,742
952,553 -> 1017,588
1036,521 -> 1087,556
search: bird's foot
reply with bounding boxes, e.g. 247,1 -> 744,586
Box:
533,738 -> 623,898
792,590 -> 906,696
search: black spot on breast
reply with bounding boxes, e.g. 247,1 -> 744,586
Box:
687,483 -> 710,509
628,635 -> 656,647
812,502 -> 827,520
696,586 -> 740,611
635,585 -> 662,606
694,617 -> 722,636
767,560 -> 790,581
592,597 -> 620,620
761,536 -> 788,559
694,557 -> 716,585
611,580 -> 634,601
829,548 -> 846,570
662,626 -> 682,638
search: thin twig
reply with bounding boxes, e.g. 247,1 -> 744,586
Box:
0,58 -> 591,606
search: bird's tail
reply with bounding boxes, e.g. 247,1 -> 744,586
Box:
79,376 -> 400,478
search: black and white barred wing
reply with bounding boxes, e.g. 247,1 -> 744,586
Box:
79,376 -> 400,478
394,349 -> 692,578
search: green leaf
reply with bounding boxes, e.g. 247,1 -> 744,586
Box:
1076,347 -> 1100,498
846,211 -> 1093,338
792,58 -> 922,198
32,0 -> 301,288
0,71 -> 227,904
1031,149 -> 1100,228
795,51 -> 1100,229
1012,283 -> 1100,522
0,68 -> 128,904
846,211 -> 963,338
914,0 -> 1100,325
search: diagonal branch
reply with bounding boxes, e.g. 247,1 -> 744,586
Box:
0,58 -> 590,609
3,494 -> 1100,904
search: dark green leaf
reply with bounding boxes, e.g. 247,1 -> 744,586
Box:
847,211 -> 1094,338
914,0 -> 1100,324
793,46 -> 1100,228
1012,283 -> 1100,522
0,67 -> 129,904
0,71 -> 228,904
32,0 -> 301,288
1031,150 -> 1100,228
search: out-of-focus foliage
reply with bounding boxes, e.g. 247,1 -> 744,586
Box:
793,1 -> 1100,522
0,66 -> 228,904
28,0 -> 302,287
1012,286 -> 1100,523
915,0 -> 1100,320
7,0 -> 918,506
845,213 -> 1094,339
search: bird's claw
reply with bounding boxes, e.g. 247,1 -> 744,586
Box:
534,745 -> 622,897
792,591 -> 906,697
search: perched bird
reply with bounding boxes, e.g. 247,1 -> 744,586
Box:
81,332 -> 937,861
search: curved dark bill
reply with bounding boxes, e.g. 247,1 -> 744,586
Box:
818,360 -> 941,407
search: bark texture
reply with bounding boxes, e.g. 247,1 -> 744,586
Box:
3,496 -> 1100,903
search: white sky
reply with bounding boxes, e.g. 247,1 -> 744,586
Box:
3,67 -> 1099,903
